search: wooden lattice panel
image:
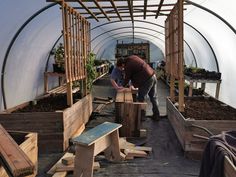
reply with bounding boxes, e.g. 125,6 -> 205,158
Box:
165,0 -> 183,80
165,0 -> 184,111
61,2 -> 90,83
60,1 -> 91,105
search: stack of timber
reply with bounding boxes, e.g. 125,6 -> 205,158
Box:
119,137 -> 152,160
0,125 -> 37,177
47,153 -> 100,177
0,94 -> 92,153
93,96 -> 113,114
115,90 -> 146,137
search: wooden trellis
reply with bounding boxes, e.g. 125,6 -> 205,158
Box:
61,1 -> 90,106
165,0 -> 184,112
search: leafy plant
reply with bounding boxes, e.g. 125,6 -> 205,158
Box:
86,53 -> 96,90
54,43 -> 65,67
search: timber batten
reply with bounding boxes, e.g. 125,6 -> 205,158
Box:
0,131 -> 38,177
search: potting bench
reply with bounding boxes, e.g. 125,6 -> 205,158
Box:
185,75 -> 221,99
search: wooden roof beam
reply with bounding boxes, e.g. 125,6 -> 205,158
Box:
127,0 -> 134,23
93,0 -> 111,21
110,0 -> 122,21
155,0 -> 165,19
86,14 -> 167,19
143,0 -> 147,19
80,8 -> 171,15
73,3 -> 176,9
76,0 -> 99,21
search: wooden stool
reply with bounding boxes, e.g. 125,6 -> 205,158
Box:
72,122 -> 122,177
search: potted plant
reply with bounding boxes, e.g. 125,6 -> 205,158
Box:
53,43 -> 65,73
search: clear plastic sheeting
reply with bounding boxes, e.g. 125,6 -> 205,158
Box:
184,0 -> 236,107
1,0 -> 236,110
184,24 -> 217,71
0,1 -> 62,109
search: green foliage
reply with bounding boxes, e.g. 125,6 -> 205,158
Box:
54,43 -> 65,66
86,53 -> 96,90
94,59 -> 108,66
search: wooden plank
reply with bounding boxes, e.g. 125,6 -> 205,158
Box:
115,91 -> 125,102
119,137 -> 135,150
52,172 -> 67,177
124,91 -> 133,102
133,146 -> 152,152
62,156 -> 74,166
94,96 -> 112,101
47,153 -> 74,175
124,149 -> 147,158
72,122 -> 122,146
55,156 -> 100,173
93,104 -> 106,113
92,100 -> 110,104
71,123 -> 85,139
0,124 -> 34,177
0,131 -> 37,177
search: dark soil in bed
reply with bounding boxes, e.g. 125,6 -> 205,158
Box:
13,92 -> 82,113
181,96 -> 236,120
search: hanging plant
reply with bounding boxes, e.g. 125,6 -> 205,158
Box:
86,52 -> 96,90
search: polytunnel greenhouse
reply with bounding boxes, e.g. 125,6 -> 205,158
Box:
0,0 -> 235,177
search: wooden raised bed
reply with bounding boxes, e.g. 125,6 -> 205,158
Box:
167,96 -> 236,159
0,131 -> 38,177
0,94 -> 92,153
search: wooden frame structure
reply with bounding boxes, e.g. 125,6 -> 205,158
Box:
165,0 -> 184,112
47,0 -> 178,21
61,0 -> 90,106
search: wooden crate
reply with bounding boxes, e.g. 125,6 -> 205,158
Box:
115,90 -> 146,137
0,94 -> 92,153
166,97 -> 236,159
0,131 -> 38,177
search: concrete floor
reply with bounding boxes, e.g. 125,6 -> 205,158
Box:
37,75 -> 200,177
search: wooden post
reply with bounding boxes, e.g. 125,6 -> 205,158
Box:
215,82 -> 221,99
178,0 -> 184,112
188,82 -> 193,96
44,72 -> 48,93
201,82 -> 206,90
74,145 -> 95,177
170,15 -> 175,102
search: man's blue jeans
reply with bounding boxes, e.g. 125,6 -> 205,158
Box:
137,74 -> 160,117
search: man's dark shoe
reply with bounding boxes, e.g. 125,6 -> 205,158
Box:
159,115 -> 167,119
151,114 -> 160,121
